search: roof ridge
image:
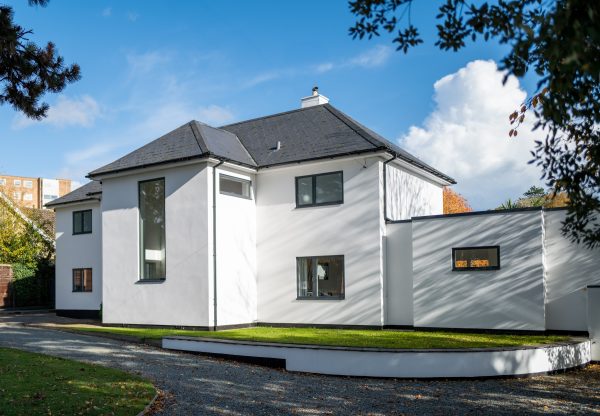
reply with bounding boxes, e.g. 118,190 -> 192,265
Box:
220,105 -> 317,128
189,121 -> 210,153
322,104 -> 384,150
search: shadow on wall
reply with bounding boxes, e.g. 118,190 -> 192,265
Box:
412,212 -> 545,330
0,262 -> 55,308
257,160 -> 383,325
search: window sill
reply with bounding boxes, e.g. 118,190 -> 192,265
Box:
72,290 -> 92,293
72,232 -> 92,236
136,279 -> 166,284
295,202 -> 343,209
296,296 -> 345,301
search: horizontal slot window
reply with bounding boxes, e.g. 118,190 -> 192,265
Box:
452,246 -> 500,271
220,174 -> 252,199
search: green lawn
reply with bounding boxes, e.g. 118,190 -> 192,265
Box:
0,347 -> 156,416
65,325 -> 569,349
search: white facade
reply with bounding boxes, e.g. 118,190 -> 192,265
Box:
55,201 -> 102,313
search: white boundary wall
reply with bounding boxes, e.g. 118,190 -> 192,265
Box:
163,337 -> 591,378
545,210 -> 600,331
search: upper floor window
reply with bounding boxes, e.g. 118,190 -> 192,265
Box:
452,246 -> 500,271
139,178 -> 166,280
13,179 -> 21,187
297,255 -> 345,299
0,179 -> 5,186
73,209 -> 92,235
295,171 -> 343,208
73,268 -> 92,292
23,180 -> 33,188
23,193 -> 33,201
220,174 -> 251,199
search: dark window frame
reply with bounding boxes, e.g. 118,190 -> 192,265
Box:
138,177 -> 167,282
72,209 -> 92,235
296,255 -> 345,300
72,268 -> 92,292
295,171 -> 344,208
219,174 -> 252,200
452,246 -> 501,271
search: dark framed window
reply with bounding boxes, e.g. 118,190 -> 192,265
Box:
73,268 -> 92,292
452,246 -> 500,271
295,171 -> 343,208
73,210 -> 92,234
139,178 -> 166,280
220,174 -> 252,199
297,255 -> 345,299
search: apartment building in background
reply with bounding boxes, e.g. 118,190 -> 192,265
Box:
0,174 -> 75,209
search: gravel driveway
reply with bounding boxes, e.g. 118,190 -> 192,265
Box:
0,313 -> 598,415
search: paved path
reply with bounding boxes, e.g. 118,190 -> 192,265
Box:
0,313 -> 598,415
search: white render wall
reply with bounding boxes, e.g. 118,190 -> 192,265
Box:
545,209 -> 600,331
385,221 -> 414,326
256,156 -> 385,326
101,162 -> 212,327
55,201 -> 102,312
214,166 -> 257,326
411,211 -> 546,331
385,163 -> 443,221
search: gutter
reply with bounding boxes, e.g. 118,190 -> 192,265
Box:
212,159 -> 225,330
383,155 -> 397,222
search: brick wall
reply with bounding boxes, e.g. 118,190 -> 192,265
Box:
0,264 -> 13,308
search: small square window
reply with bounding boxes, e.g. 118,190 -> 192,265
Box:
297,255 -> 345,299
0,179 -> 5,186
73,210 -> 92,234
13,179 -> 21,187
23,193 -> 33,201
295,171 -> 343,208
452,246 -> 500,271
13,192 -> 21,200
219,174 -> 252,199
73,268 -> 92,292
23,180 -> 33,188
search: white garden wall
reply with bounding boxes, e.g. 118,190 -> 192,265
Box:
411,211 -> 546,331
544,209 -> 600,331
55,201 -> 102,313
101,162 -> 212,327
384,221 -> 413,326
255,156 -> 385,326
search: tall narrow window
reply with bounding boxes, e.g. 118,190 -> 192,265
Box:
297,255 -> 344,299
73,210 -> 92,234
139,178 -> 166,280
295,171 -> 343,208
73,268 -> 92,292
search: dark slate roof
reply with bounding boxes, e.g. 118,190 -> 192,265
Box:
87,104 -> 454,183
45,181 -> 102,208
222,104 -> 455,183
88,121 -> 256,177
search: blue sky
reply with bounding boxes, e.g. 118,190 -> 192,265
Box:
0,1 -> 545,209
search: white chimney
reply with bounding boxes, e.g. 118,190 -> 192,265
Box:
301,86 -> 329,108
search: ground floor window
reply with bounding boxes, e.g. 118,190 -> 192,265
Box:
452,246 -> 500,271
297,255 -> 344,299
73,268 -> 92,292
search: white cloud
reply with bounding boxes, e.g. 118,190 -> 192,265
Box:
315,62 -> 334,73
198,105 -> 234,125
126,51 -> 170,75
399,60 -> 544,209
127,12 -> 139,22
13,95 -> 101,129
348,45 -> 392,68
102,7 -> 111,17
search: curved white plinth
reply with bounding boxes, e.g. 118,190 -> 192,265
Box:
162,337 -> 591,378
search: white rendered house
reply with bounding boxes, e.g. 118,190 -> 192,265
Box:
48,90 -> 600,332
